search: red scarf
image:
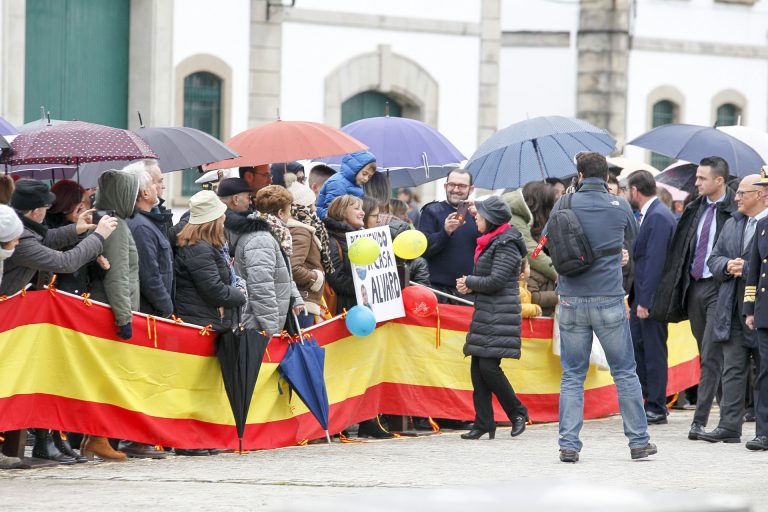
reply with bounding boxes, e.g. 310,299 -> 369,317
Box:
474,223 -> 511,263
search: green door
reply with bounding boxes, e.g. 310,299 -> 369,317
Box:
25,0 -> 130,128
341,91 -> 402,126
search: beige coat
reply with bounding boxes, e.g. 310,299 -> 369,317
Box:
287,219 -> 325,316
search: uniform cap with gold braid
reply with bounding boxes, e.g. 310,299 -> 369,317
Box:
756,167 -> 768,186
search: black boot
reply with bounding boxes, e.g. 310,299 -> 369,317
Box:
52,431 -> 87,463
32,429 -> 76,464
357,417 -> 394,439
460,428 -> 495,440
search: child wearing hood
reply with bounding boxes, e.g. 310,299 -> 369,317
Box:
519,257 -> 542,318
315,151 -> 376,219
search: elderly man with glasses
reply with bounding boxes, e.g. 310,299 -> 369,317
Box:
417,168 -> 480,304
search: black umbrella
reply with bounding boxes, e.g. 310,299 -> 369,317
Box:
655,162 -> 699,195
216,316 -> 270,453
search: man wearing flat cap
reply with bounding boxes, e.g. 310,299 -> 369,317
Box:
217,177 -> 254,254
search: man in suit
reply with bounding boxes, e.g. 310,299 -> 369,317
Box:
743,170 -> 768,450
698,174 -> 766,443
651,156 -> 737,440
627,170 -> 676,424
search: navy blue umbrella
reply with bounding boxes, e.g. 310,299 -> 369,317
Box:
466,116 -> 616,189
627,124 -> 765,177
278,318 -> 331,444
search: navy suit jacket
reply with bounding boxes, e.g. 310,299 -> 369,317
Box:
631,198 -> 676,310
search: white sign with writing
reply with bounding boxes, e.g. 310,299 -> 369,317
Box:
346,226 -> 405,322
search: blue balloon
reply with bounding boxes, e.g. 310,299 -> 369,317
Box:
345,305 -> 377,337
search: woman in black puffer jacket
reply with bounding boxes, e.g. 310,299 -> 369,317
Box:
457,196 -> 529,441
175,190 -> 246,331
323,195 -> 365,313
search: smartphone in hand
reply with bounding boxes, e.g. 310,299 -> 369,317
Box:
455,200 -> 469,221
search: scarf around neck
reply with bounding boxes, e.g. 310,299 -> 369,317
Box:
474,223 -> 511,263
291,204 -> 335,275
251,211 -> 293,257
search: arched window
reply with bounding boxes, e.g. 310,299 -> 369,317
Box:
716,103 -> 740,127
341,91 -> 402,126
182,71 -> 222,195
651,100 -> 678,170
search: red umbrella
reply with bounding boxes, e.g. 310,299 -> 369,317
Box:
1,120 -> 157,166
204,119 -> 366,170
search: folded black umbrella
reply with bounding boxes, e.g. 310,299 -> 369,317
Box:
216,313 -> 270,453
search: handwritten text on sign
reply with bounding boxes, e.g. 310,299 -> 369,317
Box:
346,226 -> 405,322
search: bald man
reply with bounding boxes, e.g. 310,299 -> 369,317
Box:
699,174 -> 766,443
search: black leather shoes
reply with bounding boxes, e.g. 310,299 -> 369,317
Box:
357,418 -> 395,439
52,431 -> 88,463
510,416 -> 527,437
744,410 -> 756,422
117,441 -> 168,459
688,422 -> 706,440
559,448 -> 579,463
630,442 -> 658,460
745,436 -> 768,451
645,411 -> 668,425
461,428 -> 495,440
32,429 -> 77,465
698,427 -> 741,443
175,449 -> 211,456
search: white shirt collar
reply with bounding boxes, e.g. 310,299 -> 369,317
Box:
640,196 -> 658,220
752,208 -> 768,223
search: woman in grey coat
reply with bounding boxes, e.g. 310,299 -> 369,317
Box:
228,185 -> 304,336
456,196 -> 529,440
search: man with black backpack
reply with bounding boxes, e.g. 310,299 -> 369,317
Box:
544,152 -> 655,463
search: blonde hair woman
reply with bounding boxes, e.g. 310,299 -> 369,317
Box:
174,190 -> 246,331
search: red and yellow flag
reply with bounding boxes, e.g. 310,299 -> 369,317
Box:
0,290 -> 699,449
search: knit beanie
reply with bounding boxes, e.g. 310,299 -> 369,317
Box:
0,204 -> 23,242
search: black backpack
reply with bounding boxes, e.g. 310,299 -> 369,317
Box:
546,191 -> 622,277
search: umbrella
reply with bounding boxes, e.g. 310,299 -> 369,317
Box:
655,161 -> 698,194
606,156 -> 659,180
2,120 -> 156,167
627,124 -> 765,176
656,181 -> 689,202
0,116 -> 18,136
466,115 -> 616,189
129,126 -> 238,172
278,314 -> 331,444
718,125 -> 768,164
0,137 -> 8,151
204,119 -> 367,171
325,116 -> 465,186
216,320 -> 271,452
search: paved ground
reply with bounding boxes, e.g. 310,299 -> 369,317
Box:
1,409 -> 764,511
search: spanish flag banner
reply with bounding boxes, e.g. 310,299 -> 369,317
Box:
0,290 -> 699,449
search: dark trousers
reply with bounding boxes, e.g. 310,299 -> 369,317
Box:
470,356 -> 527,431
630,306 -> 669,415
719,314 -> 761,433
755,329 -> 768,437
687,278 -> 723,426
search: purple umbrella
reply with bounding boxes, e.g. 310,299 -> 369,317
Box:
326,116 -> 465,186
0,116 -> 18,136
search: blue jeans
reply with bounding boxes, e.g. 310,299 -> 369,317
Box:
558,295 -> 650,452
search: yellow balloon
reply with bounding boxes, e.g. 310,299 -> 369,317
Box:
348,237 -> 381,266
393,230 -> 428,260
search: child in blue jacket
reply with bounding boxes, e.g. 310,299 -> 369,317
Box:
316,151 -> 376,219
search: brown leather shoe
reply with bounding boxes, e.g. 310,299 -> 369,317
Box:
81,435 -> 127,461
117,441 -> 167,459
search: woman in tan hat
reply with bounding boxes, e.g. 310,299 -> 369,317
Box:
174,190 -> 246,331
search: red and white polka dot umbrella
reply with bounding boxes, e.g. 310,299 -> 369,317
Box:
1,120 -> 157,166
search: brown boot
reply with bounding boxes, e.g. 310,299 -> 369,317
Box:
81,435 -> 126,461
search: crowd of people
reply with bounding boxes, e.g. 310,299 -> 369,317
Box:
1,145 -> 767,467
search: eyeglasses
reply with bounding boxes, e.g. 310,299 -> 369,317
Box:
445,183 -> 470,190
736,189 -> 762,197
